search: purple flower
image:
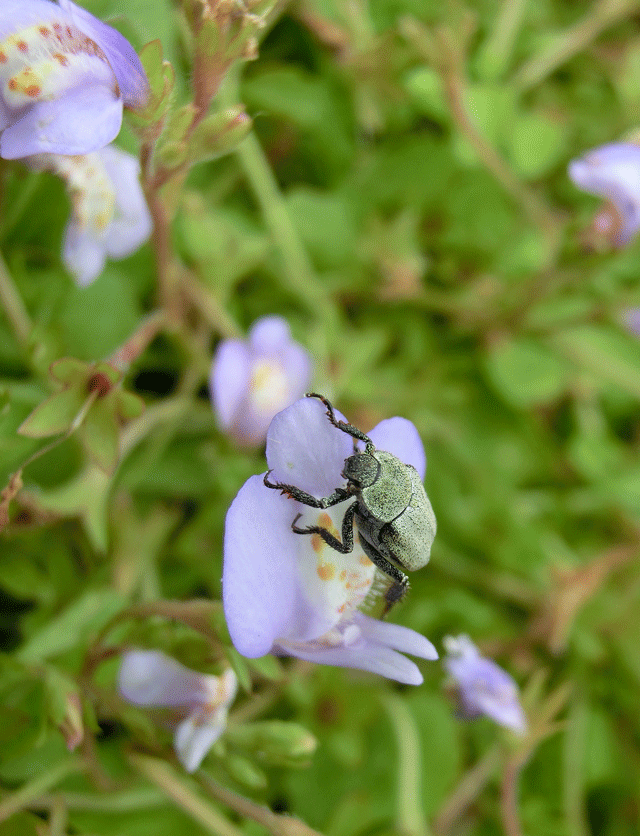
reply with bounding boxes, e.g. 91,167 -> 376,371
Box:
210,317 -> 312,446
625,308 -> 640,337
29,144 -> 152,286
0,0 -> 148,159
443,635 -> 527,734
223,396 -> 438,685
118,650 -> 238,772
568,143 -> 640,246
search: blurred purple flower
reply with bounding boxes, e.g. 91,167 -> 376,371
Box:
443,635 -> 527,734
223,396 -> 437,684
625,308 -> 640,337
0,0 -> 148,159
29,144 -> 152,286
210,316 -> 312,446
118,650 -> 238,773
568,143 -> 640,247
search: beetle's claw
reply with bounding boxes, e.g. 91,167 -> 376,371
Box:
291,513 -> 312,534
264,471 -> 295,499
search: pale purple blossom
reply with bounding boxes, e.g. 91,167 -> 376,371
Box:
223,396 -> 438,684
443,635 -> 527,734
568,143 -> 640,246
118,650 -> 238,772
210,317 -> 312,446
0,0 -> 148,159
28,144 -> 152,286
625,308 -> 640,337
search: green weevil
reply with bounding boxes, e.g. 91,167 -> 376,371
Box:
264,393 -> 437,609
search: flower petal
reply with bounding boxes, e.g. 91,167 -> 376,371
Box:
568,143 -> 640,245
356,613 -> 438,660
62,222 -> 106,287
210,340 -> 251,430
368,417 -> 426,480
278,638 -> 425,685
280,342 -> 312,396
57,0 -> 149,108
223,475 -> 300,657
0,84 -> 122,158
101,145 -> 152,258
118,650 -> 204,708
249,316 -> 292,353
266,397 -> 352,497
174,710 -> 227,773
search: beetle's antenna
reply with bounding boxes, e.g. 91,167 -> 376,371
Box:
305,393 -> 375,451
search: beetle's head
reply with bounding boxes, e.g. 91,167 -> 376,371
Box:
342,452 -> 379,489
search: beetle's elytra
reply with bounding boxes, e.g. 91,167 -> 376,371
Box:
264,393 -> 436,610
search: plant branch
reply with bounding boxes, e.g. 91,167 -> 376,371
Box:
0,759 -> 83,824
0,249 -> 31,349
513,0 -> 640,91
433,745 -> 502,835
198,773 -> 326,836
129,754 -> 244,836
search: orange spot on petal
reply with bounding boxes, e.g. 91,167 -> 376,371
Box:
317,562 -> 335,581
25,85 -> 41,98
7,78 -> 17,90
39,26 -> 51,37
17,41 -> 28,53
0,52 -> 7,63
54,53 -> 68,66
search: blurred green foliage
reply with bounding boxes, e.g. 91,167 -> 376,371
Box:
1,0 -> 640,834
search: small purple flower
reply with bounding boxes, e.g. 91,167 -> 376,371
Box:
210,317 -> 312,446
568,143 -> 640,246
443,635 -> 527,734
0,0 -> 149,159
118,650 -> 238,773
29,144 -> 152,286
223,396 -> 437,685
625,308 -> 640,337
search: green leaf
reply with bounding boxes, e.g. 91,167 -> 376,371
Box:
549,324 -> 640,399
80,397 -> 120,473
403,67 -> 449,123
49,357 -> 90,385
17,385 -> 87,438
32,465 -> 112,552
508,110 -> 567,179
188,107 -> 252,164
17,588 -> 126,663
227,721 -> 317,767
137,40 -> 165,99
116,389 -> 145,420
484,337 -> 569,407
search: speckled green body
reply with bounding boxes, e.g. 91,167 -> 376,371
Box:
345,450 -> 437,573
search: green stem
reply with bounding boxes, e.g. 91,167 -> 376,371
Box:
381,693 -> 432,836
0,759 -> 82,824
563,697 -> 589,836
435,28 -> 557,237
235,132 -> 329,313
433,745 -> 502,835
0,250 -> 31,349
478,0 -> 528,79
129,754 -> 244,836
513,0 -> 640,91
198,774 -> 326,836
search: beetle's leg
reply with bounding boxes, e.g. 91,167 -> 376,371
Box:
264,471 -> 349,508
306,393 -> 375,454
356,534 -> 409,610
291,501 -> 357,553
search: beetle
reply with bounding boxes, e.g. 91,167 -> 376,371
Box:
263,392 -> 436,609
